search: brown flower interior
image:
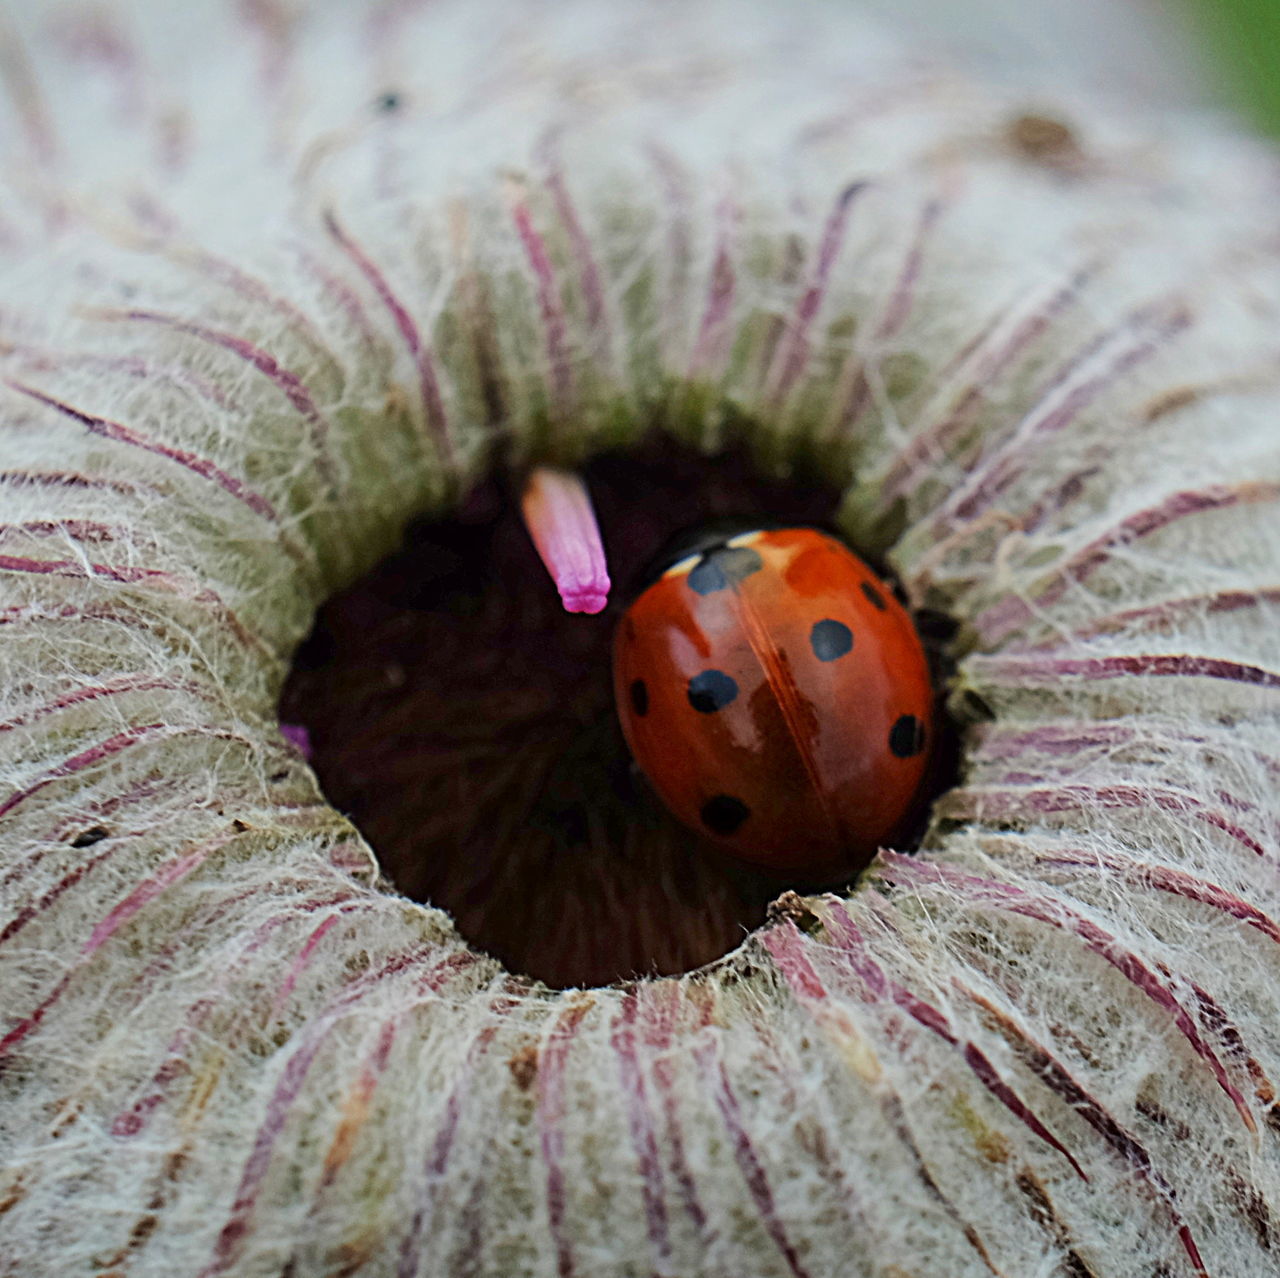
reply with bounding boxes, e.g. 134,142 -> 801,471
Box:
281,440 -> 954,987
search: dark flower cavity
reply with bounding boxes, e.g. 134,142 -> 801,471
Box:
281,440 -> 954,987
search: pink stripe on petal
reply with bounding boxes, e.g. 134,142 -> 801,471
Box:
98,309 -> 337,487
169,247 -> 335,365
875,197 -> 943,343
0,826 -> 239,1059
0,552 -> 268,655
509,185 -> 573,420
1022,587 -> 1280,651
204,947 -> 474,1276
112,894 -> 360,1140
694,1037 -> 813,1278
0,729 -> 259,915
610,989 -> 673,1271
322,211 -> 454,470
4,381 -> 279,522
0,674 -> 196,734
644,983 -> 712,1240
0,724 -> 187,820
976,483 -> 1280,644
536,999 -> 594,1278
316,1016 -> 400,1189
520,467 -> 610,614
543,156 -> 612,364
879,267 -> 1094,503
0,21 -> 58,165
953,979 -> 1209,1276
395,1010 -> 510,1278
82,833 -> 231,955
1035,848 -> 1280,944
200,1034 -> 330,1278
268,911 -> 341,1018
970,652 -> 1280,693
760,921 -> 829,1002
930,305 -> 1190,536
687,194 -> 738,380
0,841 -> 118,946
945,779 -> 1270,859
877,853 -> 1256,1132
765,182 -> 867,406
295,246 -> 381,364
818,908 -> 1088,1180
826,197 -> 944,436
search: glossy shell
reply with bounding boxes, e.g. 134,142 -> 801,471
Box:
612,527 -> 933,874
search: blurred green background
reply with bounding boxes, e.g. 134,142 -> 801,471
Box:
1183,0 -> 1280,133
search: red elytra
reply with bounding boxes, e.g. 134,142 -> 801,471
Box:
612,527 -> 933,876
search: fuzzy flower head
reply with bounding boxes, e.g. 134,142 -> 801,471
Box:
0,3 -> 1279,1277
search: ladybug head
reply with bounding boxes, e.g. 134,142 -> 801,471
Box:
637,517 -> 770,586
636,516 -> 832,593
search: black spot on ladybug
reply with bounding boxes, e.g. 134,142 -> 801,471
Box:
889,714 -> 926,758
630,678 -> 649,716
687,545 -> 763,595
701,794 -> 750,835
810,618 -> 853,662
688,669 -> 738,713
860,581 -> 887,611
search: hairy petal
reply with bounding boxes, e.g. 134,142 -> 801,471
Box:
0,3 -> 1276,1278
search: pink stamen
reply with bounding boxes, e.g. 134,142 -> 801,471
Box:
280,722 -> 312,758
520,467 -> 611,614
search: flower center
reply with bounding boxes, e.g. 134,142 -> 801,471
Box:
281,440 -> 952,987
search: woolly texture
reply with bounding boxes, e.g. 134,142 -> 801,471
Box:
1,2 -> 1279,1275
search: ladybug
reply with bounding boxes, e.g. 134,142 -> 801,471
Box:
612,525 -> 933,877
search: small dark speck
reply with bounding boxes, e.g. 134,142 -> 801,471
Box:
956,688 -> 996,724
889,714 -> 926,758
860,580 -> 887,611
701,794 -> 750,835
70,826 -> 109,848
376,91 -> 403,113
509,1045 -> 538,1091
913,607 -> 958,642
1006,112 -> 1083,168
767,890 -> 821,932
629,678 -> 649,716
269,770 -> 289,783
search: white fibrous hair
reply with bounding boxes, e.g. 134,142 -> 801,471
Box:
1,1 -> 1278,1275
